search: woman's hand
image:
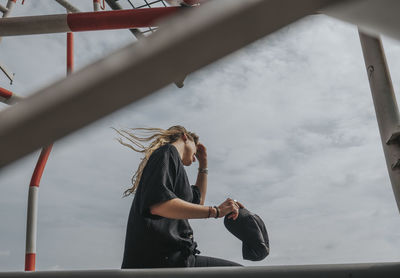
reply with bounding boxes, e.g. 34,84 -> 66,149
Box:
196,143 -> 207,168
217,198 -> 245,220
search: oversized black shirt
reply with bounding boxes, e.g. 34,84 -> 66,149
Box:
121,144 -> 201,268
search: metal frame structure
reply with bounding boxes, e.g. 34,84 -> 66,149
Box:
2,0 -> 400,276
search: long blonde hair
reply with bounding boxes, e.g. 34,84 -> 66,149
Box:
113,125 -> 199,197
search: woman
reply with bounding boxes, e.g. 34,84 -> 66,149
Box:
116,125 -> 243,268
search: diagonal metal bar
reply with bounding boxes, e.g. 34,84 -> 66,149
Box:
0,62 -> 14,84
55,0 -> 81,13
0,0 -> 340,168
1,262 -> 400,277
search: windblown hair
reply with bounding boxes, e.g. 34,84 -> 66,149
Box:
113,125 -> 199,197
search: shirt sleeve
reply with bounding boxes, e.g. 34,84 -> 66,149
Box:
191,185 -> 201,204
138,149 -> 178,215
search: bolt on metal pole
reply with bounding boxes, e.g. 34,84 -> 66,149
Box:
359,30 -> 400,213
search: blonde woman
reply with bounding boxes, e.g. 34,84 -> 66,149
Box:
116,126 -> 243,268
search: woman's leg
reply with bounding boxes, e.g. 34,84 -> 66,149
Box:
194,255 -> 243,267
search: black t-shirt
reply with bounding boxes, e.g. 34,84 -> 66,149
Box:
121,144 -> 201,268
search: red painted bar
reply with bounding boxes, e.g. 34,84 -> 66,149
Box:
67,7 -> 180,32
0,86 -> 12,99
67,32 -> 73,74
24,253 -> 35,271
29,145 -> 53,188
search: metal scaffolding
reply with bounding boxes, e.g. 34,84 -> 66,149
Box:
2,0 -> 400,276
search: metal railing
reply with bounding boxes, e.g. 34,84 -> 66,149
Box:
1,262 -> 400,277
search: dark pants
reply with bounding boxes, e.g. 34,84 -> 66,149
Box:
193,255 -> 242,267
121,254 -> 242,268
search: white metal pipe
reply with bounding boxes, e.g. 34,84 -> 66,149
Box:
25,185 -> 38,271
2,0 -> 15,18
93,0 -> 100,12
1,262 -> 400,278
0,93 -> 24,105
0,4 -> 7,13
26,186 -> 38,255
0,0 -> 16,43
0,14 -> 69,36
55,0 -> 80,13
0,0 -> 340,168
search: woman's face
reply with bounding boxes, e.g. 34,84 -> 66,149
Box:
182,139 -> 197,166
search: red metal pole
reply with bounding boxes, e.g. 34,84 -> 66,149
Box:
25,13 -> 74,274
0,86 -> 12,99
25,145 -> 53,271
67,7 -> 179,31
29,146 -> 53,188
0,86 -> 24,104
67,32 -> 73,75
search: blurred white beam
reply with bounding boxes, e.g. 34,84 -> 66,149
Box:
323,0 -> 400,41
0,0 -> 340,168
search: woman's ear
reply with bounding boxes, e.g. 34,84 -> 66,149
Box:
182,133 -> 188,142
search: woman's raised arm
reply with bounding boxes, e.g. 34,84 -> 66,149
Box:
194,143 -> 208,205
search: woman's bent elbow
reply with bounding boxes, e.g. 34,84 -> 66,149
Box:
149,203 -> 162,216
149,199 -> 176,217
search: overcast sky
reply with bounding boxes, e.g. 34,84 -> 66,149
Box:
2,0 -> 400,272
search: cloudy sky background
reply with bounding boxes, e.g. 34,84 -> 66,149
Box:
2,0 -> 400,271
